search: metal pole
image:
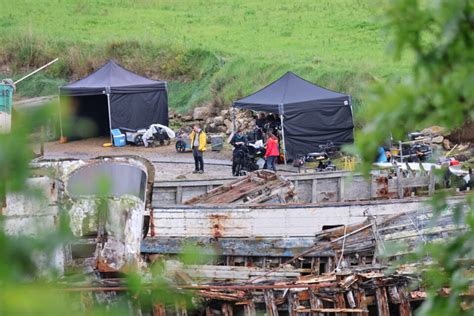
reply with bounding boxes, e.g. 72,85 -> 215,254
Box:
106,92 -> 113,143
14,58 -> 59,85
279,104 -> 287,165
57,88 -> 63,139
231,103 -> 236,133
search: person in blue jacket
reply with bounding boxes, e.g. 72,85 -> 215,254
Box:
376,147 -> 391,163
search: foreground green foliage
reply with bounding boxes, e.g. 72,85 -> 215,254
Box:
354,0 -> 473,315
0,0 -> 409,113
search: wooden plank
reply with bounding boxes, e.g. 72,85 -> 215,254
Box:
398,287 -> 412,316
335,293 -> 347,316
312,257 -> 320,275
308,289 -> 324,316
311,179 -> 318,203
243,300 -> 256,316
222,303 -> 233,316
287,290 -> 297,316
399,176 -> 430,188
355,289 -> 368,316
297,308 -> 367,313
338,177 -> 344,202
396,167 -> 403,199
388,286 -> 401,304
176,186 -> 183,204
375,283 -> 390,316
428,168 -> 435,196
264,290 -> 279,316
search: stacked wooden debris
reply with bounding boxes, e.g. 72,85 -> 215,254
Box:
180,269 -> 418,316
160,208 -> 469,315
184,170 -> 296,205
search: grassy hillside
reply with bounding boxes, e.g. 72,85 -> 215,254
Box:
0,0 -> 409,114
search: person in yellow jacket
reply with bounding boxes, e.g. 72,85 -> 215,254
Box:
190,124 -> 207,173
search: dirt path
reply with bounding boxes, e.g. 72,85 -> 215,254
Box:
42,137 -> 297,180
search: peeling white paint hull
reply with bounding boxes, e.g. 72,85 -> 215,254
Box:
149,196 -> 465,238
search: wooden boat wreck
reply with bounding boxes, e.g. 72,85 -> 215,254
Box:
3,155 -> 154,274
3,157 -> 471,314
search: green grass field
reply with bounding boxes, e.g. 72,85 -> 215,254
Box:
0,0 -> 410,114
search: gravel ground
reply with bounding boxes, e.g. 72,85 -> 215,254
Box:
42,137 -> 296,180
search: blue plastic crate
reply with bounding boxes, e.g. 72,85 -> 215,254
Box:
111,129 -> 126,147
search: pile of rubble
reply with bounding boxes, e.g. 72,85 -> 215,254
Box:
418,126 -> 453,151
170,106 -> 258,135
407,126 -> 473,165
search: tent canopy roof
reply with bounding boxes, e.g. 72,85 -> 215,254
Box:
233,71 -> 350,113
60,60 -> 166,96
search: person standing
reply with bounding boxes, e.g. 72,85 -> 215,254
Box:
264,132 -> 279,172
190,124 -> 206,174
230,129 -> 248,176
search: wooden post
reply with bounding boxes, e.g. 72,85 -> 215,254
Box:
222,303 -> 233,316
398,287 -> 412,316
388,287 -> 401,304
153,304 -> 165,316
287,290 -> 297,316
312,257 -> 320,275
338,177 -> 344,202
335,292 -> 347,316
375,282 -> 390,316
428,166 -> 435,196
244,301 -> 256,316
396,167 -> 403,198
264,290 -> 279,316
355,289 -> 368,316
176,186 -> 183,204
311,179 -> 318,203
206,306 -> 213,316
327,257 -> 335,272
308,289 -> 324,316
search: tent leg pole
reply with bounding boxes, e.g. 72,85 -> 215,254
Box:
58,93 -> 63,140
280,112 -> 287,165
106,93 -> 113,144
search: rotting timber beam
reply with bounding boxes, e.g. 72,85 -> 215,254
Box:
264,290 -> 279,316
308,288 -> 324,316
399,286 -> 413,316
375,279 -> 390,316
297,308 -> 368,313
355,289 -> 369,316
243,300 -> 256,316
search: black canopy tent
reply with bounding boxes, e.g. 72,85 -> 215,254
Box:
59,60 -> 168,139
233,72 -> 354,162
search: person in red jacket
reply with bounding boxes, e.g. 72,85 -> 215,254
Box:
264,132 -> 279,172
